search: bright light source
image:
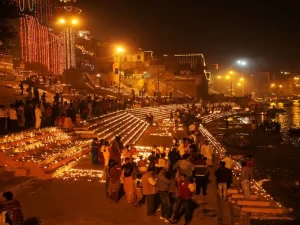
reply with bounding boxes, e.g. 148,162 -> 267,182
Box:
58,18 -> 66,24
271,83 -> 276,88
237,83 -> 241,86
71,19 -> 78,25
279,85 -> 283,88
237,60 -> 247,66
96,74 -> 101,77
116,46 -> 125,53
229,71 -> 234,74
240,78 -> 244,81
144,71 -> 147,74
225,75 -> 230,79
217,75 -> 222,79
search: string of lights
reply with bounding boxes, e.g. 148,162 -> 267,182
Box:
20,15 -> 64,75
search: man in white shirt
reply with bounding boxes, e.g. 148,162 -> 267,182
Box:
201,140 -> 213,166
35,105 -> 42,129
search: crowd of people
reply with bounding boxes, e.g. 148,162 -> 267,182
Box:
86,103 -> 246,225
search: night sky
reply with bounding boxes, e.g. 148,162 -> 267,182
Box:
79,1 -> 300,72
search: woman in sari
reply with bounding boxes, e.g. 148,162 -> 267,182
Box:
0,192 -> 24,225
123,161 -> 139,207
108,162 -> 121,203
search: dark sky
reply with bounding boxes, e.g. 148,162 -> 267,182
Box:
78,0 -> 300,72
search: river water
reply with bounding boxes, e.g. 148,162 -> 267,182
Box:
251,102 -> 300,225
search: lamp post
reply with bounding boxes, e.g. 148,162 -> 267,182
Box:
57,17 -> 80,71
239,77 -> 245,96
116,46 -> 125,94
217,75 -> 222,93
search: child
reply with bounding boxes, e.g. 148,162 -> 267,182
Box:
134,173 -> 144,205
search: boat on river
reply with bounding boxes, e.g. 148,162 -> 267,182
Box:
288,128 -> 300,135
222,133 -> 250,149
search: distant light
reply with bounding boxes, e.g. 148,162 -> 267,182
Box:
71,19 -> 78,25
58,18 -> 66,24
279,85 -> 283,88
237,60 -> 247,66
96,74 -> 101,77
217,75 -> 222,79
270,83 -> 276,88
144,71 -> 147,74
116,46 -> 125,53
225,75 -> 230,79
237,83 -> 241,86
240,78 -> 244,81
229,71 -> 234,74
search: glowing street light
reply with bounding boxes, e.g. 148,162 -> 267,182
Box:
96,74 -> 101,78
71,19 -> 79,25
58,18 -> 66,24
217,75 -> 222,79
116,46 -> 125,54
270,83 -> 276,88
225,75 -> 230,80
237,60 -> 247,66
279,85 -> 283,88
240,77 -> 244,81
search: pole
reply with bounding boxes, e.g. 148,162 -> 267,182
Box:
231,77 -> 233,97
119,55 -> 121,93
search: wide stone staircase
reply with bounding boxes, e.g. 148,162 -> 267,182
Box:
0,106 -> 185,180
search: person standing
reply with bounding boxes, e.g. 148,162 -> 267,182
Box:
173,154 -> 195,178
108,162 -> 121,203
34,104 -> 42,129
157,167 -> 171,222
223,152 -> 234,170
201,140 -> 213,166
8,104 -> 18,132
168,147 -> 180,172
193,155 -> 208,198
122,157 -> 139,207
141,167 -> 157,216
0,105 -> 6,134
91,138 -> 99,165
103,142 -> 111,167
170,174 -> 195,225
0,191 -> 24,225
240,161 -> 252,200
215,161 -> 232,200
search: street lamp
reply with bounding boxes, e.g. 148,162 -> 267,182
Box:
270,83 -> 276,88
237,60 -> 247,66
115,46 -> 125,93
96,74 -> 101,78
56,17 -> 80,71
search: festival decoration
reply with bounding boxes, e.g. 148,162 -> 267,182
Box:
76,44 -> 94,56
20,15 -> 64,75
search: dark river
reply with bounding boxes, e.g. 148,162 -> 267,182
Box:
251,102 -> 300,225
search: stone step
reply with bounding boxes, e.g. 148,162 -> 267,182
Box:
228,189 -> 239,194
237,200 -> 271,207
241,207 -> 284,214
230,194 -> 258,199
6,167 -> 30,176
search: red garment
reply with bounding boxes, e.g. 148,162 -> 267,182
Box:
178,180 -> 192,200
110,151 -> 121,166
110,167 -> 121,183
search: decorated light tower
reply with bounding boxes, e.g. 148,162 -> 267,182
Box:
54,0 -> 81,71
9,0 -> 64,76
